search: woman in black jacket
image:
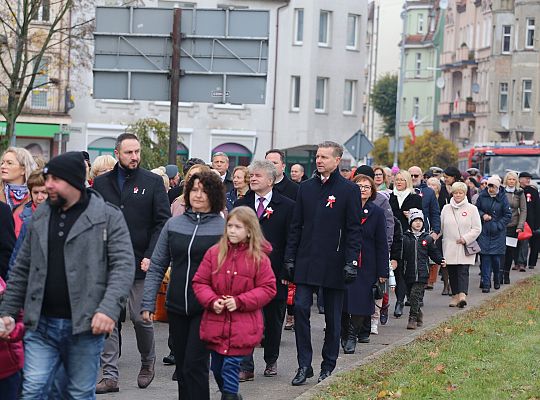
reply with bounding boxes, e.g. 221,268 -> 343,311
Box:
141,172 -> 226,400
389,170 -> 422,318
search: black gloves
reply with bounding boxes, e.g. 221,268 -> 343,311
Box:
284,261 -> 295,282
343,261 -> 358,284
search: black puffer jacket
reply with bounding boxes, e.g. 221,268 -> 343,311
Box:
402,231 -> 443,284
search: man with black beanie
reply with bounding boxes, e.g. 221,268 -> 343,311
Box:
0,151 -> 134,398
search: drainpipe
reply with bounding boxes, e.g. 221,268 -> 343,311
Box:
270,1 -> 290,150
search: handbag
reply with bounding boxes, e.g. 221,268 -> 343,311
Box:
451,208 -> 481,256
372,280 -> 386,300
518,222 -> 533,241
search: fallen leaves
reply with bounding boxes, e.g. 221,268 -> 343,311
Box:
377,389 -> 402,399
435,364 -> 446,374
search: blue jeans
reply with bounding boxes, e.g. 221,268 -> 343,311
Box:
22,316 -> 105,400
210,352 -> 243,395
480,254 -> 501,289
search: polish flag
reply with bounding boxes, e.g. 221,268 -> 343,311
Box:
408,118 -> 416,145
453,93 -> 459,113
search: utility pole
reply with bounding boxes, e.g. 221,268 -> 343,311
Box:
393,2 -> 407,167
168,8 -> 182,165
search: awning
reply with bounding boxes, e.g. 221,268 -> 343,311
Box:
0,122 -> 62,138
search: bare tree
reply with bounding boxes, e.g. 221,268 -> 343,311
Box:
0,0 -> 93,151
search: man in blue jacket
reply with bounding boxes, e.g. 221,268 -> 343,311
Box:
409,166 -> 441,240
284,141 -> 362,385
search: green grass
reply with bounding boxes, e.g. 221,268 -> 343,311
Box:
315,276 -> 540,400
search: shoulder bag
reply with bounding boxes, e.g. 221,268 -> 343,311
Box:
451,207 -> 481,256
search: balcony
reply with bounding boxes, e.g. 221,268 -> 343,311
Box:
441,47 -> 477,70
438,99 -> 476,120
18,86 -> 70,116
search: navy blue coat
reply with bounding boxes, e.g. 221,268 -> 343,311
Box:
285,168 -> 363,290
234,190 -> 295,300
415,182 -> 441,234
344,201 -> 388,316
476,188 -> 512,255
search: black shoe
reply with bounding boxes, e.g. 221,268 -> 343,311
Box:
394,302 -> 404,318
343,337 -> 356,354
172,370 -> 177,381
529,265 -> 535,269
404,300 -> 411,306
494,281 -> 501,290
318,370 -> 331,383
503,273 -> 510,284
482,288 -> 490,293
162,352 -> 176,365
221,393 -> 243,400
380,306 -> 389,325
291,366 -> 314,386
357,336 -> 370,344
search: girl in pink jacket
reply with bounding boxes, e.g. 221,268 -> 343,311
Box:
193,206 -> 276,400
0,276 -> 24,399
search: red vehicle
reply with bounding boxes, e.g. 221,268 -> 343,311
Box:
458,145 -> 540,179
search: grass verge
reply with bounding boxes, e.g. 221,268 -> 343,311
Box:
314,276 -> 540,400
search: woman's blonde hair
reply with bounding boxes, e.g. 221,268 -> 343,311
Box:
90,155 -> 117,179
427,177 -> 441,194
395,169 -> 413,190
503,171 -> 520,189
451,181 -> 468,194
151,166 -> 170,191
1,147 -> 37,183
233,165 -> 250,186
216,206 -> 269,271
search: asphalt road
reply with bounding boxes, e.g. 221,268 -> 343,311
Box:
96,266 -> 538,400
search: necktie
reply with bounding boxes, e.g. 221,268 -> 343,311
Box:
256,197 -> 265,218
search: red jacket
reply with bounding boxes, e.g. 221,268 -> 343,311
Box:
192,241 -> 276,356
0,278 -> 24,380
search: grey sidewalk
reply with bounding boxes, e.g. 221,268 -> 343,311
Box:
98,267 -> 538,400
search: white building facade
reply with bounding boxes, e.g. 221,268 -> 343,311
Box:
67,0 -> 368,172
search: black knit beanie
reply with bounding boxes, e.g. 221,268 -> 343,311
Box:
354,165 -> 375,179
43,151 -> 87,192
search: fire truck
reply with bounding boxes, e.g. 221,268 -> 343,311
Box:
458,144 -> 540,182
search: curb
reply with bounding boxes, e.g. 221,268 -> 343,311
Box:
293,272 -> 538,400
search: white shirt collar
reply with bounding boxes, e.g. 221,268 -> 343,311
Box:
255,190 -> 273,209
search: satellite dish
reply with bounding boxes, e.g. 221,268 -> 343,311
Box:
436,77 -> 445,89
472,83 -> 480,94
440,0 -> 448,10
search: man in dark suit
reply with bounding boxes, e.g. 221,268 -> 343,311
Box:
234,160 -> 295,380
212,152 -> 234,192
518,171 -> 540,268
285,141 -> 362,385
93,133 -> 171,393
265,149 -> 298,200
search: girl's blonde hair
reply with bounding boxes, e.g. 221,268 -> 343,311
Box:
217,206 -> 269,271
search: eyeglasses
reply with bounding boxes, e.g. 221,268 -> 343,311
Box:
374,173 -> 384,177
359,185 -> 372,191
410,174 -> 420,178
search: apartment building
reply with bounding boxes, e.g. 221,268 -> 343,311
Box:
67,0 -> 368,171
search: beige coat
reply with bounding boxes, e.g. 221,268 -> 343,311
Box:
441,200 -> 482,265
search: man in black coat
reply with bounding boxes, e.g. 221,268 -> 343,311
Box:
212,152 -> 234,192
518,172 -> 540,268
234,160 -> 295,380
0,201 -> 15,279
93,133 -> 171,393
265,149 -> 299,201
285,141 -> 363,385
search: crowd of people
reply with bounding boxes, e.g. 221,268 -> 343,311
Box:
0,135 -> 539,400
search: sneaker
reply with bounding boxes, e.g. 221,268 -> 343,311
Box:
239,371 -> 255,382
370,321 -> 378,335
284,315 -> 294,331
96,378 -> 119,394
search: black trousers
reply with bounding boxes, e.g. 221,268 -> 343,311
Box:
503,227 -> 518,273
394,263 -> 406,303
241,298 -> 286,371
341,313 -> 370,340
294,284 -> 343,372
447,264 -> 470,295
168,312 -> 210,400
529,234 -> 540,267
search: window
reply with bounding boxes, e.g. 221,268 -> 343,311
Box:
343,80 -> 356,113
522,80 -> 532,111
415,53 -> 422,77
526,18 -> 535,48
413,97 -> 420,119
499,83 -> 508,112
293,9 -> 304,45
502,25 -> 511,53
418,14 -> 424,33
315,77 -> 328,112
31,57 -> 49,109
33,0 -> 50,22
291,76 -> 301,111
318,11 -> 331,46
346,14 -> 359,49
427,96 -> 433,115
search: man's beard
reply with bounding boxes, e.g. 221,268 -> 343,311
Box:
120,159 -> 139,170
49,195 -> 67,208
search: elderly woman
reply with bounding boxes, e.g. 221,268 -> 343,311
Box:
389,170 -> 422,317
90,155 -> 116,181
476,177 -> 512,292
226,165 -> 250,211
141,171 -> 226,400
440,182 -> 482,307
373,166 -> 391,195
0,147 -> 37,236
341,174 -> 388,354
502,172 -> 527,279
